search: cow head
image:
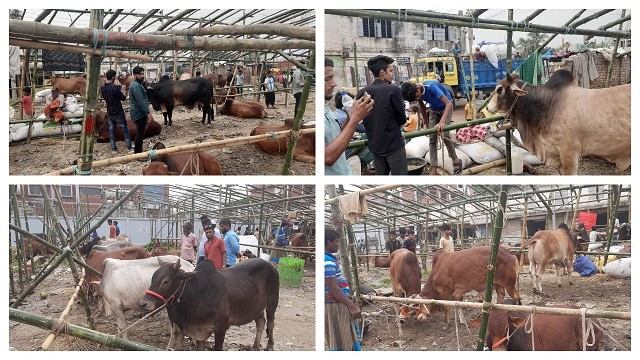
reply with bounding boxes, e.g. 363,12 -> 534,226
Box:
146,84 -> 163,111
487,73 -> 528,115
139,260 -> 198,311
469,311 -> 524,351
142,162 -> 180,175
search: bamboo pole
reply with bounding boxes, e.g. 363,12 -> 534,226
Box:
605,10 -> 626,88
536,10 -> 588,53
9,20 -> 316,50
570,187 -> 583,228
9,39 -> 151,61
327,185 -> 356,294
153,24 -> 315,41
604,185 -> 621,267
41,269 -> 85,350
520,197 -> 528,271
9,308 -> 162,351
325,185 -> 404,205
45,128 -> 315,175
460,158 -> 507,175
353,42 -> 360,91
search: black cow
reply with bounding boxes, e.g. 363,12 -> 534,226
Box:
619,223 -> 631,240
139,258 -> 279,350
147,77 -> 214,126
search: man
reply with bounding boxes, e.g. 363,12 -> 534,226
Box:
474,47 -> 487,61
197,215 -> 221,265
398,227 -> 407,245
401,80 -> 462,175
385,230 -> 401,254
451,43 -> 461,59
325,227 -> 361,351
226,69 -> 234,87
180,222 -> 197,264
357,55 -> 408,175
324,58 -> 374,175
292,65 -> 304,117
203,225 -> 226,270
219,218 -> 240,267
235,69 -> 244,95
439,223 -> 455,252
108,219 -> 116,238
114,221 -> 121,236
403,229 -> 417,253
128,66 -> 151,154
101,69 -> 132,154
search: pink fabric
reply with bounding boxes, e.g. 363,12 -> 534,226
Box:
456,125 -> 489,143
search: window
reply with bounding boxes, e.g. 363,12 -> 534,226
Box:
426,24 -> 450,41
59,185 -> 72,197
358,18 -> 394,39
446,62 -> 455,72
28,185 -> 42,196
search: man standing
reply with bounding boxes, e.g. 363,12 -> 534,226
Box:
439,223 -> 455,252
325,227 -> 361,351
358,55 -> 408,175
401,80 -> 462,175
403,229 -> 417,253
203,225 -> 226,270
219,218 -> 240,267
235,69 -> 244,95
292,65 -> 304,117
324,58 -> 374,175
108,219 -> 116,238
263,71 -> 277,109
385,230 -> 401,254
196,215 -> 220,265
180,222 -> 197,264
101,69 -> 132,154
128,66 -> 151,154
114,221 -> 121,236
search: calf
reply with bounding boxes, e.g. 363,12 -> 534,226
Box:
470,299 -> 603,351
219,98 -> 266,118
418,246 -> 521,325
139,258 -> 279,350
147,77 -> 214,125
50,75 -> 86,96
95,110 -> 161,143
142,142 -> 223,175
100,255 -> 195,339
524,223 -> 576,295
250,119 -> 315,163
389,248 -> 421,298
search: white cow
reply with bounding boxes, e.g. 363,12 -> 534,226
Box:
99,255 -> 195,339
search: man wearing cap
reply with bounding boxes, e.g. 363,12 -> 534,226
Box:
203,224 -> 226,269
292,65 -> 304,117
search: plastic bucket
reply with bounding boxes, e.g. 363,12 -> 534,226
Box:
511,149 -> 524,174
277,257 -> 305,287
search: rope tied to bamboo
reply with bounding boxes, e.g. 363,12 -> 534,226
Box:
471,16 -> 478,28
51,319 -> 69,335
148,149 -> 158,160
73,165 -> 93,176
90,28 -> 109,55
183,34 -> 196,51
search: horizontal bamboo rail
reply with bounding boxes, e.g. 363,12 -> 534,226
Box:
361,294 -> 631,320
238,242 -> 315,256
44,127 -> 315,175
324,185 -> 404,205
9,39 -> 152,61
153,23 -> 315,41
9,308 -> 162,350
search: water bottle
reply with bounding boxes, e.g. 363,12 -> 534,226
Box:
341,90 -> 354,110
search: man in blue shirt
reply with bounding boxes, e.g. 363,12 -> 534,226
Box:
219,218 -> 240,267
401,80 -> 462,175
128,66 -> 151,154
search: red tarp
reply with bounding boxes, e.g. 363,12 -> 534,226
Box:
577,211 -> 598,231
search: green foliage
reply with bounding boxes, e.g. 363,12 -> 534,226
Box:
517,33 -> 549,56
380,277 -> 391,286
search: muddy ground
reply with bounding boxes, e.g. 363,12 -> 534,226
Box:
8,260 -> 315,351
357,255 -> 631,351
9,90 -> 315,176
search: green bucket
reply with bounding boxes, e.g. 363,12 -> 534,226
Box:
278,257 -> 305,287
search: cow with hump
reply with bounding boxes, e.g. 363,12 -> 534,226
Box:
470,299 -> 603,350
417,246 -> 521,325
487,70 -> 630,175
99,255 -> 195,339
147,77 -> 214,126
139,258 -> 279,350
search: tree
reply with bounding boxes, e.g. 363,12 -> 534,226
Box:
516,33 -> 550,56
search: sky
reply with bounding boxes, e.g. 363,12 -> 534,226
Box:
440,9 -> 630,48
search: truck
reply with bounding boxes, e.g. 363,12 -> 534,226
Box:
412,55 -> 525,102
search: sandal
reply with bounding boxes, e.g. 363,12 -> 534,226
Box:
453,159 -> 463,175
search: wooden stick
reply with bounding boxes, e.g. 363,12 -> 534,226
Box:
153,24 -> 315,41
44,127 -> 315,175
41,269 -> 85,350
9,39 -> 152,61
461,158 -> 507,175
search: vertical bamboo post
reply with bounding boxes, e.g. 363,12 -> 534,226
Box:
476,185 -> 509,351
76,10 -> 104,175
173,49 -> 178,80
520,197 -> 528,271
363,221 -> 370,271
570,187 -> 582,228
10,186 -> 24,290
353,42 -> 360,91
604,185 -> 621,267
505,10 -> 514,176
467,9 -> 476,111
605,10 -> 626,88
326,185 -> 356,295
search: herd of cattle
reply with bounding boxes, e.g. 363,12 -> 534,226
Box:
47,73 -> 316,173
371,222 -> 623,350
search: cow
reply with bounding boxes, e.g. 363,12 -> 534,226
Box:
219,98 -> 266,118
142,142 -> 223,175
522,223 -> 576,295
487,70 -> 630,175
389,248 -> 421,298
20,233 -> 54,259
139,258 -> 279,351
116,75 -> 133,94
147,77 -> 214,126
619,223 -> 631,240
374,255 -> 391,268
99,255 -> 195,339
50,75 -> 87,96
151,248 -> 181,257
84,246 -> 151,296
95,110 -> 162,143
92,240 -> 133,253
250,119 -> 315,163
290,233 -> 311,261
470,299 -> 603,351
79,234 -> 131,257
417,246 -> 521,325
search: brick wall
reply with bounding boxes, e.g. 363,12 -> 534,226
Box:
557,52 -> 631,88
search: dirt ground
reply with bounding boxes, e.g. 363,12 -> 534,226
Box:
8,260 -> 315,351
8,90 -> 315,176
357,255 -> 631,351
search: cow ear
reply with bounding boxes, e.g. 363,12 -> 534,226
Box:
468,318 -> 481,328
179,270 -> 199,281
510,84 -> 528,97
507,315 -> 525,327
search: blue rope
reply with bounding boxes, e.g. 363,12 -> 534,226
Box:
73,165 -> 93,176
91,29 -> 109,56
269,131 -> 277,138
183,35 -> 195,51
148,149 -> 157,160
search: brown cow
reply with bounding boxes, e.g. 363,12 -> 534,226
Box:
85,246 -> 151,295
373,255 -> 391,268
151,248 -> 181,257
50,76 -> 87,96
95,110 -> 162,143
389,248 -> 421,298
523,223 -> 576,295
116,75 -> 133,94
290,233 -> 312,262
470,299 -> 603,351
417,246 -> 521,325
219,98 -> 266,118
250,119 -> 315,163
20,233 -> 54,259
142,141 -> 223,175
487,70 -> 630,175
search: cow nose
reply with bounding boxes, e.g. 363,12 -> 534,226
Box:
138,300 -> 148,309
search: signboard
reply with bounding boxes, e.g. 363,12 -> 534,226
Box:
396,56 -> 411,64
577,211 -> 598,231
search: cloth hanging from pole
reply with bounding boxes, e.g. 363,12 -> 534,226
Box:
338,191 -> 368,222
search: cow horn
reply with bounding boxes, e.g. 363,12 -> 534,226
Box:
147,85 -> 154,90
